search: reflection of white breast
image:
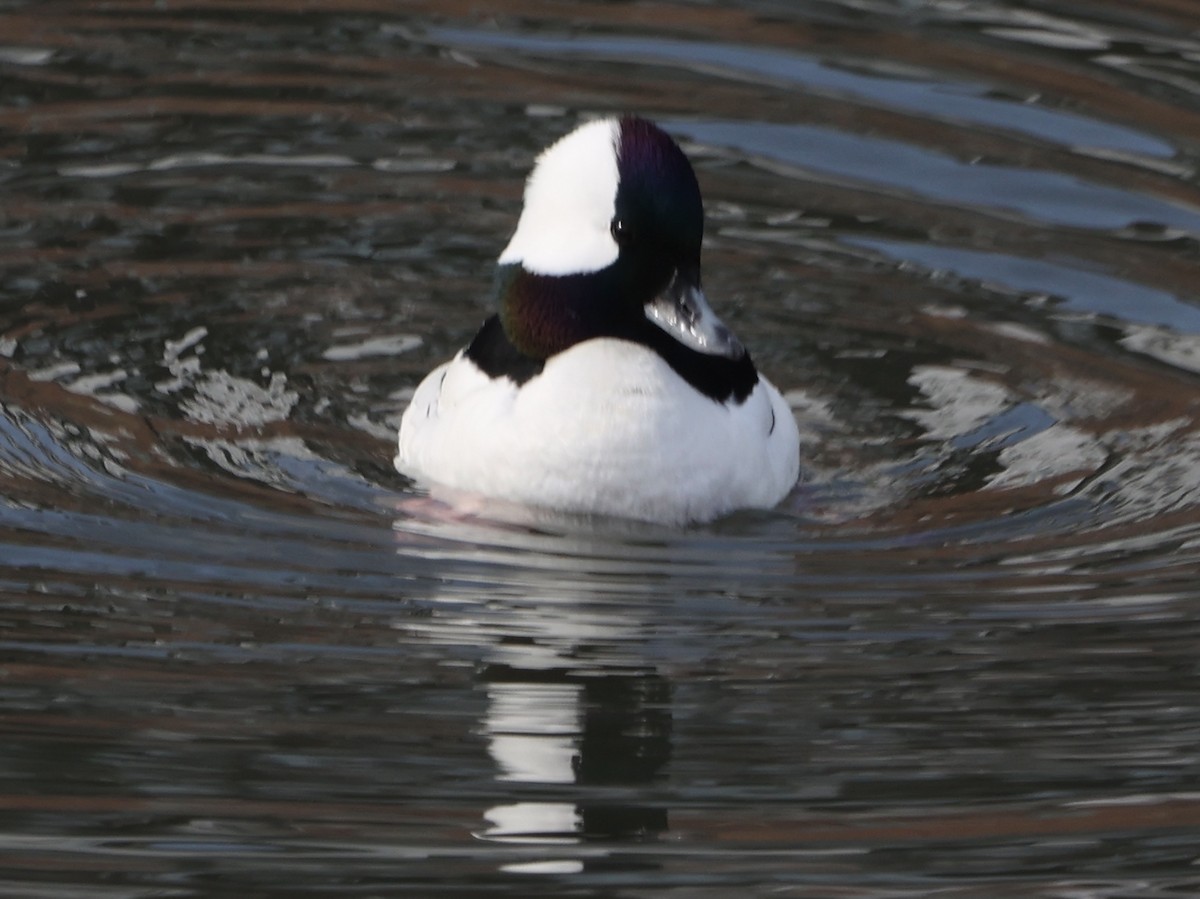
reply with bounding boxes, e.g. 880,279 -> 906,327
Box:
485,682 -> 582,785
396,337 -> 800,524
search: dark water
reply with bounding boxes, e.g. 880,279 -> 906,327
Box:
3,1 -> 1200,895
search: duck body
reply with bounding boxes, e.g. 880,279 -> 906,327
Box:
396,116 -> 800,524
399,332 -> 797,524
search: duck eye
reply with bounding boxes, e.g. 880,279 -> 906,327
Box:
610,216 -> 632,245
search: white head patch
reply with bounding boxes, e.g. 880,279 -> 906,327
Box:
498,118 -> 621,277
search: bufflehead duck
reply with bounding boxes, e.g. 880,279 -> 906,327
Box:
396,116 -> 800,524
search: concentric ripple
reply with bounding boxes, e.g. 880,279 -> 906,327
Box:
2,1 -> 1200,896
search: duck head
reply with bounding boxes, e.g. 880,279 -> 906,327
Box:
492,117 -> 748,372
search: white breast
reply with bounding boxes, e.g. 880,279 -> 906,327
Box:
396,339 -> 799,524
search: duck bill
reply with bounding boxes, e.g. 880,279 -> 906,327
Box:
644,270 -> 744,359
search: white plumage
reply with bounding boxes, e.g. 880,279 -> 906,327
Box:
398,337 -> 798,524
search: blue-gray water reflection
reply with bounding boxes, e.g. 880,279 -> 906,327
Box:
676,119 -> 1200,232
3,1 -> 1200,896
424,25 -> 1176,158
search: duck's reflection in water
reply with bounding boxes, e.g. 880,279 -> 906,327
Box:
393,505 -> 678,867
480,664 -> 671,848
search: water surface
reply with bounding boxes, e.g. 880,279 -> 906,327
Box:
3,1 -> 1200,896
